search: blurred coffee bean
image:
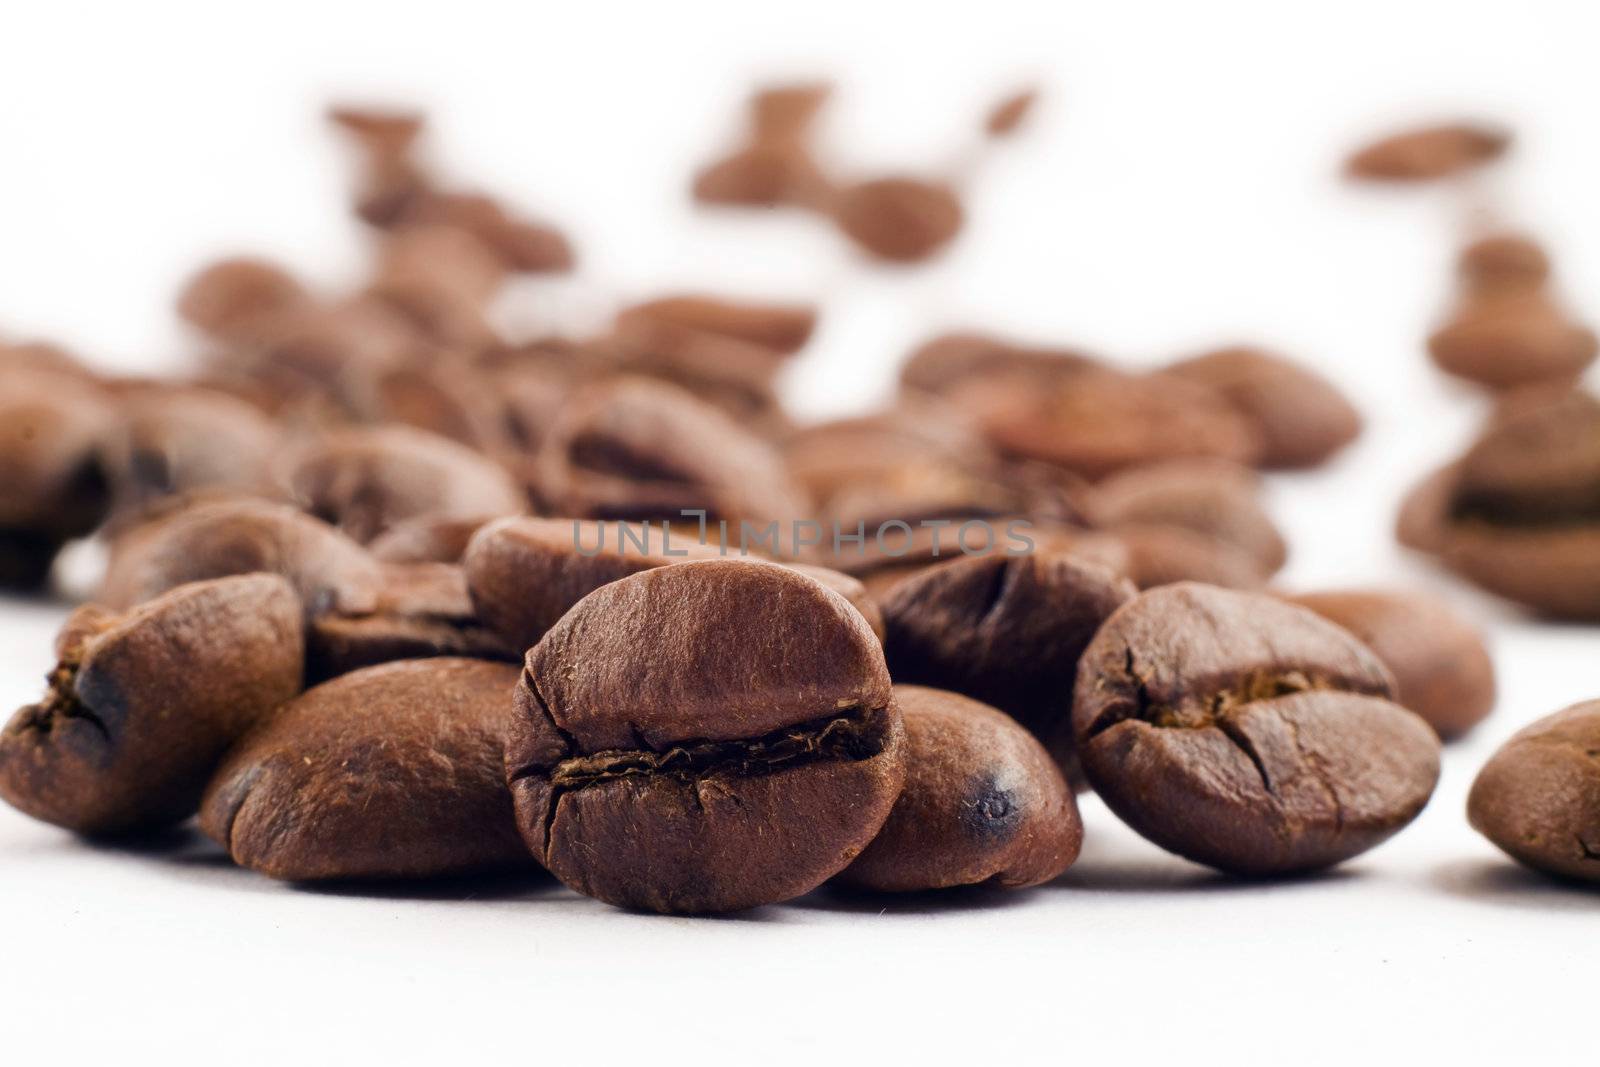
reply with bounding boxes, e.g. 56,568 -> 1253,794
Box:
1459,232 -> 1551,295
1074,583 -> 1440,874
836,685 -> 1081,892
617,295 -> 817,355
0,366 -> 114,588
201,658 -> 533,880
881,549 -> 1135,770
306,562 -> 514,681
0,575 -> 303,836
832,177 -> 964,262
967,367 -> 1263,479
1108,522 -> 1272,590
1468,700 -> 1600,885
367,514 -> 494,564
985,87 -> 1039,138
505,559 -> 905,913
782,406 -> 997,505
176,257 -> 311,344
1092,460 -> 1287,576
1345,121 -> 1510,181
278,425 -> 524,544
99,497 -> 383,618
899,332 -> 1102,400
1430,291 -> 1597,391
606,314 -> 792,434
1166,348 -> 1362,469
1286,589 -> 1496,740
536,377 -> 807,533
693,82 -> 834,209
100,384 -> 282,514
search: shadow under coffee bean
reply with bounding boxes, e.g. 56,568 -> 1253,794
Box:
1073,583 -> 1441,876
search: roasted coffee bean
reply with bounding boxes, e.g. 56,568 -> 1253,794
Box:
1165,348 -> 1362,469
985,88 -> 1039,138
1345,121 -> 1510,181
536,377 -> 807,532
0,367 -> 113,589
506,559 -> 906,913
1285,590 -> 1495,740
1073,583 -> 1440,874
782,407 -> 996,504
99,497 -> 383,618
101,384 -> 282,513
278,425 -> 524,544
832,177 -> 964,263
213,297 -> 416,403
1459,232 -> 1551,295
845,524 -> 1129,603
176,257 -> 311,344
306,562 -> 515,681
1108,522 -> 1271,590
201,658 -> 533,880
1395,461 -> 1459,553
693,83 -> 833,209
617,296 -> 817,355
836,686 -> 1081,892
367,513 -> 493,564
1092,460 -> 1287,576
882,550 -> 1135,770
1429,292 -> 1597,391
899,332 -> 1102,401
784,564 -> 886,643
0,575 -> 303,835
1467,700 -> 1600,885
606,313 -> 793,435
1410,390 -> 1600,619
966,368 -> 1263,479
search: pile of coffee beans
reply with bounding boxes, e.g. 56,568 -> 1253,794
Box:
0,98 -> 1594,910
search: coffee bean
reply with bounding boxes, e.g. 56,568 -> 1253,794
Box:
606,313 -> 793,436
985,88 -> 1039,138
966,368 -> 1263,479
99,497 -> 383,618
201,658 -> 533,880
1166,348 -> 1362,469
0,575 -> 303,835
693,83 -> 833,210
1467,700 -> 1600,885
506,559 -> 905,913
535,377 -> 807,532
367,513 -> 493,564
176,257 -> 310,344
832,177 -> 964,263
784,563 -> 885,643
1395,461 -> 1459,553
1458,233 -> 1550,295
1092,460 -> 1287,576
836,685 -> 1081,892
101,384 -> 282,514
899,332 -> 1102,401
1286,590 -> 1496,740
1074,583 -> 1440,874
782,407 -> 998,505
306,562 -> 516,682
882,550 -> 1135,772
1345,121 -> 1510,181
278,425 -> 525,544
1108,522 -> 1271,590
1430,292 -> 1596,391
617,296 -> 817,355
1408,389 -> 1600,619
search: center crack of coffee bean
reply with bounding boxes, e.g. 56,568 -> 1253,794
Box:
12,660 -> 110,742
544,708 -> 886,790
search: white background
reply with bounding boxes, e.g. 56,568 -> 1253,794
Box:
2,1 -> 1596,1062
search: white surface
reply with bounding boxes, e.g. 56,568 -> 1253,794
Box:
3,1 -> 1597,1062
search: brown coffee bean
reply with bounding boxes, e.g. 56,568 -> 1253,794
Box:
1074,583 -> 1440,874
278,425 -> 524,544
367,514 -> 493,564
899,332 -> 1102,400
215,297 -> 416,402
617,296 -> 817,355
1108,522 -> 1271,590
985,88 -> 1039,138
970,368 -> 1263,479
782,407 -> 996,504
1467,700 -> 1600,885
836,685 -> 1081,892
99,497 -> 383,618
1395,461 -> 1458,553
506,559 -> 906,913
605,314 -> 793,435
0,367 -> 114,587
306,562 -> 515,682
101,384 -> 282,513
784,563 -> 885,643
882,550 -> 1135,770
176,257 -> 310,343
693,83 -> 833,210
1459,232 -> 1551,295
1430,292 -> 1597,390
1345,121 -> 1510,181
832,177 -> 964,263
201,658 -> 532,880
1092,460 -> 1287,576
1165,348 -> 1362,469
0,575 -> 303,835
749,82 -> 832,143
403,192 -> 575,274
536,377 -> 807,531
1415,390 -> 1600,619
1286,590 -> 1496,740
